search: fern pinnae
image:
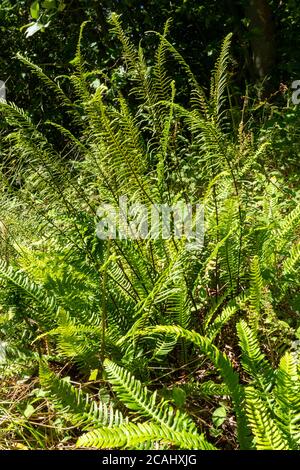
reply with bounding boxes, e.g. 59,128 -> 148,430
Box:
273,352 -> 300,447
205,303 -> 237,341
210,32 -> 233,124
237,320 -> 274,392
39,361 -> 126,429
16,53 -> 81,124
138,324 -> 251,449
282,242 -> 300,277
77,421 -> 216,450
103,359 -> 198,434
152,18 -> 173,105
245,386 -> 290,450
0,259 -> 59,327
248,255 -> 263,331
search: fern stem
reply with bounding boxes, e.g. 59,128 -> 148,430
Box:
101,239 -> 110,363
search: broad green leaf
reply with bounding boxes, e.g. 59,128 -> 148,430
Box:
89,369 -> 98,381
30,1 -> 40,19
212,405 -> 227,428
24,404 -> 35,419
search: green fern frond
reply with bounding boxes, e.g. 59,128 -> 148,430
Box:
104,359 -> 197,433
245,386 -> 290,450
210,33 -> 232,122
237,320 -> 274,391
138,325 -> 250,449
248,255 -> 263,330
153,19 -> 173,104
39,361 -> 126,429
45,121 -> 88,154
205,304 -> 237,341
282,242 -> 300,277
277,204 -> 300,252
77,421 -> 216,450
0,259 -> 59,327
150,32 -> 209,117
16,53 -> 81,123
249,256 -> 263,314
273,352 -> 300,447
196,380 -> 229,399
109,13 -> 139,75
150,332 -> 178,361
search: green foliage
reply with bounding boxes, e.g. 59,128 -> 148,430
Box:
39,361 -> 126,429
0,14 -> 299,451
39,323 -> 300,450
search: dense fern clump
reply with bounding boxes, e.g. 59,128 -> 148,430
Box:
0,15 -> 299,450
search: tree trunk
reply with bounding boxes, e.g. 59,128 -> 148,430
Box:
245,0 -> 276,82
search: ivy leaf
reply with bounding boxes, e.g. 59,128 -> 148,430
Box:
30,1 -> 40,20
212,405 -> 227,428
24,404 -> 35,419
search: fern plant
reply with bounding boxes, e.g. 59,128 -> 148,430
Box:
0,14 -> 299,450
36,321 -> 299,450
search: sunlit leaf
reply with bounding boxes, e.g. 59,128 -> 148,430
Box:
24,404 -> 35,419
212,405 -> 227,428
30,1 -> 40,20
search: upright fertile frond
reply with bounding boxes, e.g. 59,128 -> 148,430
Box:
75,21 -> 90,72
153,19 -> 173,104
249,255 -> 263,329
69,21 -> 91,102
210,33 -> 232,122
